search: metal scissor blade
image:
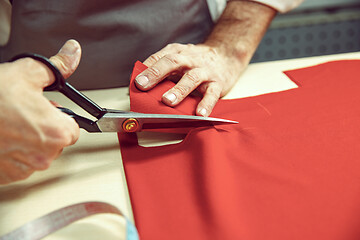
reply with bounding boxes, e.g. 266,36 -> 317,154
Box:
96,111 -> 238,133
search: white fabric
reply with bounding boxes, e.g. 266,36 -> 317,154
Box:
250,0 -> 303,13
207,0 -> 303,21
206,0 -> 227,21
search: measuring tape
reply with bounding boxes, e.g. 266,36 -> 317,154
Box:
0,202 -> 139,240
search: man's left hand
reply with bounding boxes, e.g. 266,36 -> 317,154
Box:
135,1 -> 276,117
135,43 -> 243,117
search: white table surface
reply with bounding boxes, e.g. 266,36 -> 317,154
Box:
0,52 -> 359,239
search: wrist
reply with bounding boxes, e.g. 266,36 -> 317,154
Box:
204,1 -> 277,66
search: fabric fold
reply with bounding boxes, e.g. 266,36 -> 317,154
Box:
120,60 -> 360,240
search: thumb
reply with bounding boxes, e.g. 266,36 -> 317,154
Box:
49,39 -> 82,79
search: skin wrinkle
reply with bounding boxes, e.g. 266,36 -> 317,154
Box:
0,157 -> 30,182
163,54 -> 183,67
147,54 -> 162,64
146,65 -> 162,80
0,40 -> 81,184
136,1 -> 276,117
186,69 -> 206,87
174,85 -> 190,99
14,160 -> 30,172
0,0 -> 276,182
1,70 -> 72,168
18,58 -> 54,90
5,118 -> 48,170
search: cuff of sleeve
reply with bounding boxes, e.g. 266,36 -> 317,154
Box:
248,0 -> 303,13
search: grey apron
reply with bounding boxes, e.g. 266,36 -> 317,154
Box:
1,0 -> 213,90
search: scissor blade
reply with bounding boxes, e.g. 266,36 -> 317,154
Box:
140,114 -> 238,131
96,112 -> 238,132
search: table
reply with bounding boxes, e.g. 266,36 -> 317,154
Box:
0,52 -> 359,239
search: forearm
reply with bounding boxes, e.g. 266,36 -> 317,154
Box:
205,0 -> 277,67
136,1 -> 278,116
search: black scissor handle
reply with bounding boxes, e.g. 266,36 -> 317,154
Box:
9,53 -> 106,119
57,107 -> 101,132
9,53 -> 66,91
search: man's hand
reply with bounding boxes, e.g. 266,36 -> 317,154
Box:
0,39 -> 81,184
135,1 -> 276,117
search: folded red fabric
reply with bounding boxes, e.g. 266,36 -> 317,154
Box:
120,60 -> 360,240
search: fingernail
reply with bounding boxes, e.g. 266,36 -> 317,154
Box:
136,75 -> 149,88
163,92 -> 177,103
198,108 -> 207,117
59,40 -> 79,56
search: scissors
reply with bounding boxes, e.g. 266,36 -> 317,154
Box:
10,53 -> 238,133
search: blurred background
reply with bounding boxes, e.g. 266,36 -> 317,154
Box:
1,0 -> 359,62
252,0 -> 360,62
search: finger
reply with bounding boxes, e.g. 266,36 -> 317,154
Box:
50,102 -> 80,145
54,108 -> 80,146
34,39 -> 82,89
135,53 -> 191,90
49,40 -> 81,144
63,117 -> 80,146
143,43 -> 185,67
49,100 -> 62,107
49,39 -> 82,80
29,113 -> 79,170
6,40 -> 81,90
162,68 -> 206,106
0,159 -> 34,184
196,83 -> 222,117
32,147 -> 64,171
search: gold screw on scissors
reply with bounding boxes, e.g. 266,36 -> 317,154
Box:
9,53 -> 237,133
122,118 -> 139,132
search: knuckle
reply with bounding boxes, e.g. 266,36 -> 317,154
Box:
210,91 -> 221,101
208,95 -> 219,107
18,58 -> 45,77
185,70 -> 202,85
163,54 -> 181,66
146,66 -> 161,78
167,43 -> 182,50
16,168 -> 34,180
50,126 -> 74,146
11,58 -> 52,88
52,57 -> 71,78
29,146 -> 59,170
38,113 -> 79,148
174,84 -> 191,98
36,126 -> 71,150
206,85 -> 222,98
203,95 -> 219,110
37,158 -> 52,170
22,57 -> 38,68
147,54 -> 162,64
206,86 -> 217,95
209,47 -> 218,56
204,48 -> 218,66
197,83 -> 208,93
3,160 -> 34,182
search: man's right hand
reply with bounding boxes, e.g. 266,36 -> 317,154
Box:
0,39 -> 82,184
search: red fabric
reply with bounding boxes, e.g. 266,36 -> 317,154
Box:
119,60 -> 360,240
